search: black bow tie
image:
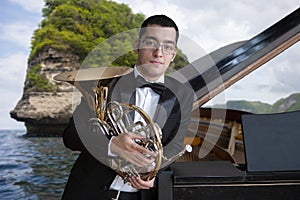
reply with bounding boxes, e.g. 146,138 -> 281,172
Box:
136,76 -> 166,95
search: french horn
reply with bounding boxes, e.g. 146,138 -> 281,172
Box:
54,66 -> 191,182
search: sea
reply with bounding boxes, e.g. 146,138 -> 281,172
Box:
0,129 -> 79,200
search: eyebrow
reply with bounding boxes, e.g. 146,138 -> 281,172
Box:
143,36 -> 176,45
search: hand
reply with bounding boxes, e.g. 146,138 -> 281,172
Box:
128,176 -> 155,190
110,132 -> 156,167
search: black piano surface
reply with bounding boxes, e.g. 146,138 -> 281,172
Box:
158,161 -> 300,200
157,110 -> 300,200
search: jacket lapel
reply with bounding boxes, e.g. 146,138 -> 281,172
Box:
153,78 -> 177,131
111,72 -> 136,103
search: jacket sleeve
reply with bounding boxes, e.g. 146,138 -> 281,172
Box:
63,97 -> 91,152
62,97 -> 111,164
63,115 -> 86,152
160,83 -> 193,168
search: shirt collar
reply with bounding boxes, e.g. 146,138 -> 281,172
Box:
133,65 -> 165,83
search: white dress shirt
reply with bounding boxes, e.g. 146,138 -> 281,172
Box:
109,66 -> 164,192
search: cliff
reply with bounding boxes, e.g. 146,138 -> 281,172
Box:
10,48 -> 80,136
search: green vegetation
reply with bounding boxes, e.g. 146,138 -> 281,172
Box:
25,64 -> 58,92
30,0 -> 145,66
224,93 -> 300,114
272,93 -> 300,113
226,100 -> 272,113
30,0 -> 188,68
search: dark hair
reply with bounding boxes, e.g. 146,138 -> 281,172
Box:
139,15 -> 179,43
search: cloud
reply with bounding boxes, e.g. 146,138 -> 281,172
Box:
0,52 -> 28,129
269,44 -> 300,94
115,0 -> 299,52
176,1 -> 298,52
8,0 -> 44,13
0,22 -> 37,48
219,42 -> 300,104
0,51 -> 27,87
0,90 -> 25,129
0,52 -> 27,129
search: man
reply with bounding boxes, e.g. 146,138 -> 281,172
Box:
62,15 -> 193,200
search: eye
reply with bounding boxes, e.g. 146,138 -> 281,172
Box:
163,44 -> 174,51
143,40 -> 157,47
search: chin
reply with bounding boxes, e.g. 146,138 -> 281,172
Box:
148,67 -> 164,75
140,64 -> 165,77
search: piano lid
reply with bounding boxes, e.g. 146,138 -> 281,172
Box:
172,7 -> 300,110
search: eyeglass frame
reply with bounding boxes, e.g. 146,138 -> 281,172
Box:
138,37 -> 177,55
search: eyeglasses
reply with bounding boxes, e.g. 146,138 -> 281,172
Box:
139,39 -> 176,55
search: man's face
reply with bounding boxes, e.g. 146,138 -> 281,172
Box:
136,24 -> 177,81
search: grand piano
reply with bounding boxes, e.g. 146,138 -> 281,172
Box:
157,7 -> 300,200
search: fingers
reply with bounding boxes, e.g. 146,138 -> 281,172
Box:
126,132 -> 147,140
126,143 -> 156,167
134,143 -> 157,158
128,176 -> 155,190
110,133 -> 156,167
126,152 -> 155,167
127,132 -> 157,158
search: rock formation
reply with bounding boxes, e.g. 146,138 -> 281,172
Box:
10,48 -> 80,136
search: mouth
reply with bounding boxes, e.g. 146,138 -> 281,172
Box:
150,60 -> 163,65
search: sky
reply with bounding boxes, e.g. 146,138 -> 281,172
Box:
0,0 -> 299,129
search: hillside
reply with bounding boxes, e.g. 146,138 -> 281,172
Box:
220,93 -> 300,114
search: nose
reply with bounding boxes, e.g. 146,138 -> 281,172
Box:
153,46 -> 163,57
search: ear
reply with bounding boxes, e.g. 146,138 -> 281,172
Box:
171,50 -> 177,62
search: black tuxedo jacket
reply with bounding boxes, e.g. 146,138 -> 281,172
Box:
62,72 -> 193,200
